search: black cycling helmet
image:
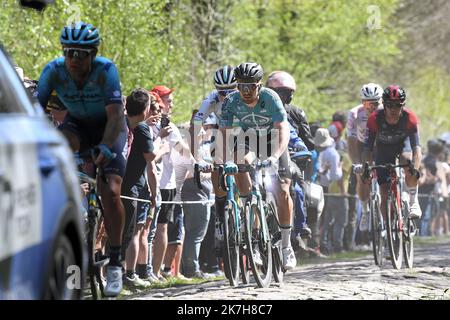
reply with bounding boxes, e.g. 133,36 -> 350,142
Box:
234,62 -> 264,83
382,85 -> 406,105
427,139 -> 445,155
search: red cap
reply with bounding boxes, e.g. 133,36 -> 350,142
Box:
151,85 -> 175,98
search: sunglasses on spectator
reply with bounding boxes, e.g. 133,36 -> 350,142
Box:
385,102 -> 403,109
63,48 -> 94,60
237,83 -> 259,92
218,89 -> 235,97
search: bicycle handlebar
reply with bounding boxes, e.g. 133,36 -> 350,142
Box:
359,160 -> 415,181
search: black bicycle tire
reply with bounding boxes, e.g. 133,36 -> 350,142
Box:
402,201 -> 414,269
87,209 -> 100,300
244,201 -> 272,288
370,195 -> 383,266
266,193 -> 283,283
239,210 -> 251,284
222,202 -> 240,287
386,192 -> 403,269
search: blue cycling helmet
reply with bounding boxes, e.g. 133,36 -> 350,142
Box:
60,22 -> 100,47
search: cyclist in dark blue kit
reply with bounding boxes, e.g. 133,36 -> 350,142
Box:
37,22 -> 127,297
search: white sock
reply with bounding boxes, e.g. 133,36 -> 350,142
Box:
281,225 -> 292,249
408,186 -> 418,206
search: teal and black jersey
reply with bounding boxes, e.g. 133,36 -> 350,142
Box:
37,56 -> 123,124
219,87 -> 287,131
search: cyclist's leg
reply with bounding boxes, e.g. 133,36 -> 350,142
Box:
100,124 -> 128,266
377,168 -> 390,222
272,151 -> 297,269
57,114 -> 83,152
401,139 -> 422,219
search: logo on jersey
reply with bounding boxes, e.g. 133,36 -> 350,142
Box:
113,90 -> 121,97
240,114 -> 271,128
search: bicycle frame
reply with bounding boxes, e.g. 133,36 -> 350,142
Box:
387,166 -> 404,231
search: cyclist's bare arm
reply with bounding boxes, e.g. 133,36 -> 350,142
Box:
101,103 -> 125,147
272,121 -> 289,159
411,146 -> 422,171
348,136 -> 361,164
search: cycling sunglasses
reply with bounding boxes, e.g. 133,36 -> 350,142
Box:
365,100 -> 380,107
237,83 -> 259,92
218,89 -> 235,97
63,47 -> 94,60
385,102 -> 403,109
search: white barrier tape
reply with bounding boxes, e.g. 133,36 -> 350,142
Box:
121,193 -> 435,204
324,193 -> 436,199
120,195 -> 214,205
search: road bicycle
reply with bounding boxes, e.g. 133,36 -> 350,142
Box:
194,163 -> 252,287
361,160 -> 417,269
360,163 -> 385,266
75,150 -> 110,299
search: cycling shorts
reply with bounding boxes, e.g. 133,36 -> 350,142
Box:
232,134 -> 291,180
58,114 -> 128,177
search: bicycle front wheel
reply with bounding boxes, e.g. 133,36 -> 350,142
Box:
244,201 -> 272,288
386,192 -> 403,269
370,194 -> 384,266
265,192 -> 283,283
222,201 -> 240,287
239,209 -> 251,284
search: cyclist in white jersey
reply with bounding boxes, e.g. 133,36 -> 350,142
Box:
347,83 -> 383,232
193,65 -> 237,126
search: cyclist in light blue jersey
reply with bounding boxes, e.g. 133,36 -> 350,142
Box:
216,62 -> 297,271
37,21 -> 127,297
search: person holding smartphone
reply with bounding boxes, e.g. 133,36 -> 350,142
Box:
150,86 -> 193,279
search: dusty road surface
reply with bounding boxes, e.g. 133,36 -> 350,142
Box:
130,237 -> 450,300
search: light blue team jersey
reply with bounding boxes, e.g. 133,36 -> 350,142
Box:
219,87 -> 287,131
37,56 -> 123,123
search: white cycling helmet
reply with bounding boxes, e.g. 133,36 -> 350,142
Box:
360,83 -> 383,101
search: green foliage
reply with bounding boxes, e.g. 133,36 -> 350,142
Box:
2,0 -> 448,134
406,66 -> 450,143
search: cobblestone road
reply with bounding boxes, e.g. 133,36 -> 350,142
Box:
132,237 -> 450,300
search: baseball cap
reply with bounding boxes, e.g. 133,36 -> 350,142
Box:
151,85 -> 175,98
149,91 -> 163,107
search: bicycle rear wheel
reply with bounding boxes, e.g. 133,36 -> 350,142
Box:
265,193 -> 283,283
370,194 -> 384,266
402,201 -> 415,268
244,201 -> 272,288
222,201 -> 240,287
386,192 -> 403,269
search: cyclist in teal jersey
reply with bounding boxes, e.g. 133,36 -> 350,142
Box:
37,22 -> 127,297
216,62 -> 297,271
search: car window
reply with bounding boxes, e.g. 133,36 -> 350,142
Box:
0,50 -> 31,114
